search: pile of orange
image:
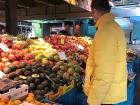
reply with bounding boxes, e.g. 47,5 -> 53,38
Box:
0,93 -> 57,105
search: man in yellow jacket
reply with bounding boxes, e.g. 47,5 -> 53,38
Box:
83,0 -> 127,105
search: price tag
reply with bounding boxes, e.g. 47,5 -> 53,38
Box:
0,71 -> 4,78
58,52 -> 67,60
61,38 -> 65,45
20,102 -> 35,105
38,38 -> 45,44
77,44 -> 84,51
0,43 -> 9,52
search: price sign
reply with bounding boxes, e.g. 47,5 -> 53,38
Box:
38,38 -> 45,44
58,52 -> 67,60
77,44 -> 84,51
61,38 -> 65,45
0,71 -> 4,78
0,43 -> 9,52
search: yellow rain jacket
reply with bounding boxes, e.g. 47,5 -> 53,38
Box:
83,13 -> 127,105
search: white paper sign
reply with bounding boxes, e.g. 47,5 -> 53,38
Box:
58,52 -> 67,60
38,38 -> 45,44
0,71 -> 5,78
77,44 -> 84,51
0,43 -> 9,52
20,102 -> 35,105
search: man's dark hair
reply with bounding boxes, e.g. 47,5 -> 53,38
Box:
91,0 -> 111,12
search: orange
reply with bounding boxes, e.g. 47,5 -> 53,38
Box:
0,102 -> 6,105
0,96 -> 9,104
14,100 -> 22,105
28,93 -> 35,98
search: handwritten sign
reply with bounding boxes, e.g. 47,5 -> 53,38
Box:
58,52 -> 67,60
0,43 -> 9,52
0,71 -> 4,78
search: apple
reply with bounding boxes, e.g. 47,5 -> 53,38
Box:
15,54 -> 23,60
8,54 -> 16,62
0,62 -> 5,70
1,58 -> 9,63
7,49 -> 14,55
5,62 -> 12,67
1,52 -> 8,58
12,61 -> 20,66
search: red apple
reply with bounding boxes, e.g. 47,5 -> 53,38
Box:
1,52 -> 8,58
12,61 -> 20,66
8,54 -> 16,62
0,63 -> 5,70
7,49 -> 14,55
15,54 -> 23,60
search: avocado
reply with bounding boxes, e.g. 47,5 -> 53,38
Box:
36,95 -> 44,101
29,83 -> 36,90
24,71 -> 32,76
37,67 -> 43,73
15,69 -> 23,76
57,70 -> 64,77
32,69 -> 38,74
23,80 -> 30,84
9,66 -> 17,71
40,90 -> 45,94
49,73 -> 56,79
25,65 -> 32,70
39,73 -> 46,80
34,90 -> 41,95
14,77 -> 20,81
21,68 -> 26,74
41,80 -> 49,87
37,84 -> 44,90
44,70 -> 51,75
8,72 -> 17,80
18,62 -> 26,68
52,65 -> 60,72
34,78 -> 41,85
27,76 -> 34,83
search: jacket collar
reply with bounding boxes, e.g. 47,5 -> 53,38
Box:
96,13 -> 115,29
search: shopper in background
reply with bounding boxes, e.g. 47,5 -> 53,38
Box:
59,24 -> 71,36
83,0 -> 127,105
74,24 -> 81,37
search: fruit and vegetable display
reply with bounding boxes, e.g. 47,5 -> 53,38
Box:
0,93 -> 58,105
0,34 -> 91,101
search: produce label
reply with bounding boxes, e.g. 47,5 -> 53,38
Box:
20,102 -> 35,105
61,38 -> 65,45
58,52 -> 67,60
77,44 -> 84,51
38,38 -> 45,44
0,71 -> 4,78
0,43 -> 10,52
